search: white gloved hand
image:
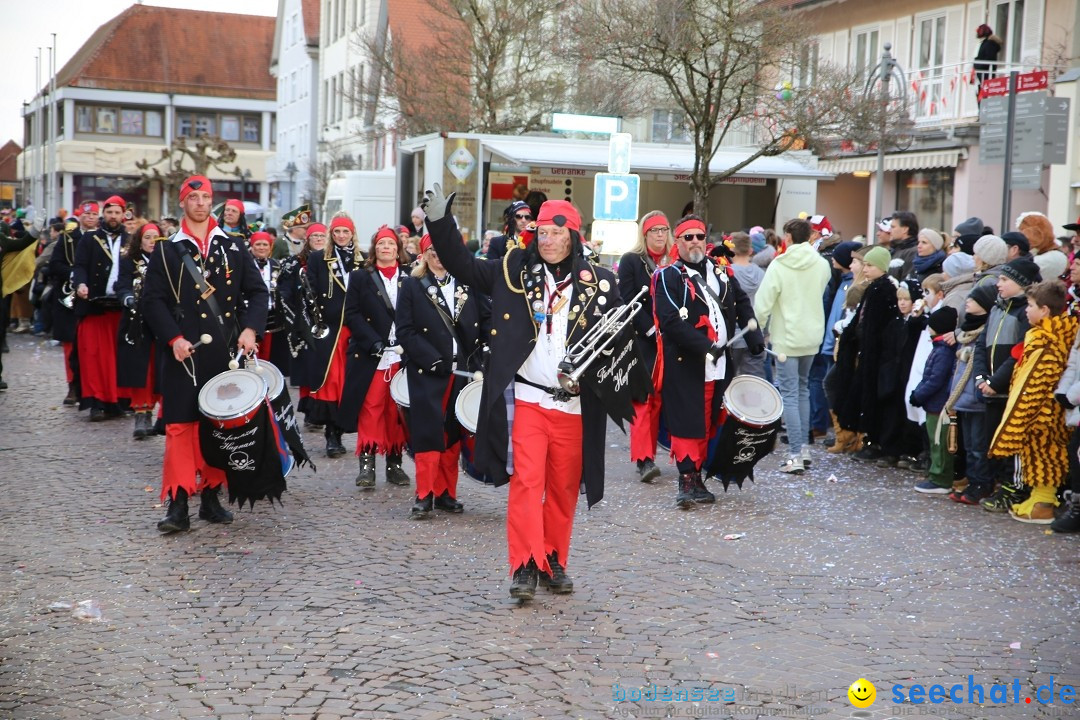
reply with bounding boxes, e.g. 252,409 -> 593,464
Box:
421,183 -> 456,223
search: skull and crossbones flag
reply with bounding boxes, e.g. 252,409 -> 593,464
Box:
199,403 -> 288,508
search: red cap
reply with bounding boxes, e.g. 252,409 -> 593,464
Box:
225,198 -> 244,213
305,223 -> 328,238
179,175 -> 213,202
642,214 -> 669,235
329,215 -> 356,235
250,231 -> 273,247
674,218 -> 707,238
420,234 -> 432,254
535,200 -> 581,233
102,195 -> 126,210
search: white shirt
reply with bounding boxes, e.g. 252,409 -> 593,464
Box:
684,263 -> 729,381
431,273 -> 458,357
258,260 -> 273,309
377,269 -> 402,370
516,267 -> 582,415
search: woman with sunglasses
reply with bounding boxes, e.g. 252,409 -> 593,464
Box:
485,200 -> 533,260
618,210 -> 672,483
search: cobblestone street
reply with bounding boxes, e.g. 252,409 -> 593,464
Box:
1,335 -> 1077,720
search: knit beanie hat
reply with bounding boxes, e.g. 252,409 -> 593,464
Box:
999,257 -> 1041,288
750,231 -> 766,254
929,306 -> 959,336
954,217 -> 984,237
968,283 -> 998,313
973,235 -> 1008,267
1033,249 -> 1068,281
863,246 -> 891,273
920,229 -> 945,251
942,252 -> 975,278
831,241 -> 862,270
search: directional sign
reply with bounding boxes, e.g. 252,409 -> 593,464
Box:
979,92 -> 1071,166
593,173 -> 640,221
1011,162 -> 1042,190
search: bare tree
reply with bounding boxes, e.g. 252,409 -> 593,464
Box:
571,0 -> 874,219
307,144 -> 354,211
136,135 -> 240,215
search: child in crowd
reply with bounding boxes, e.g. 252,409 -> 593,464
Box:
901,274 -> 948,472
989,280 -> 1078,523
974,257 -> 1040,512
909,306 -> 959,494
946,285 -> 997,505
829,248 -> 872,454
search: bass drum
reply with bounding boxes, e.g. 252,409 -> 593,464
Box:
454,380 -> 483,434
198,368 -> 267,430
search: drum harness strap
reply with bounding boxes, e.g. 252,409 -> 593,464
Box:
175,240 -> 237,347
419,273 -> 465,366
513,374 -> 575,403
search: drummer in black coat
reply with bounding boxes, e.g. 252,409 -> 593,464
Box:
338,225 -> 411,488
653,215 -> 764,509
278,224 -> 327,420
72,195 -> 129,420
249,231 -> 292,375
301,216 -> 364,457
397,233 -> 489,519
424,187 -> 630,602
115,222 -> 162,440
47,214 -> 86,405
141,175 -> 268,534
618,210 -> 672,483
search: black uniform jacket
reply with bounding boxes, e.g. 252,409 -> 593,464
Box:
305,244 -> 360,392
396,272 -> 488,452
426,214 -> 620,508
337,265 -> 408,433
653,258 -> 761,438
617,251 -> 661,373
115,253 -> 154,388
46,228 -> 79,342
72,226 -> 128,317
141,226 -> 268,424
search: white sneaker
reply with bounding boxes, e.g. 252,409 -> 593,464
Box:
779,456 -> 804,475
800,447 -> 812,469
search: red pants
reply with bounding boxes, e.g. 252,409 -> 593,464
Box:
669,381 -> 716,470
256,333 -> 273,361
507,400 -> 583,575
161,422 -> 226,501
77,311 -> 124,404
629,390 -> 662,462
311,327 -> 350,403
121,353 -> 158,411
355,364 -> 407,455
415,444 -> 461,499
62,341 -> 75,384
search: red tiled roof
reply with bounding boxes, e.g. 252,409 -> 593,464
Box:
56,5 -> 275,100
0,141 -> 22,183
302,0 -> 320,46
387,0 -> 457,50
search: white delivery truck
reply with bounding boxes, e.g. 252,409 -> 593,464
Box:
322,169 -> 398,241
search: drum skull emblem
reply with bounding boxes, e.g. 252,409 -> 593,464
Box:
216,383 -> 244,400
229,450 -> 256,471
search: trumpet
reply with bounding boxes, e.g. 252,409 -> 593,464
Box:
557,285 -> 649,395
60,280 -> 76,309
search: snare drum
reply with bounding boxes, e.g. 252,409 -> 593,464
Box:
390,368 -> 410,408
198,369 -> 268,429
251,360 -> 308,475
724,375 -> 783,427
454,380 -> 484,434
707,375 -> 783,488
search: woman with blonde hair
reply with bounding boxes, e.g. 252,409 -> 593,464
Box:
617,210 -> 672,483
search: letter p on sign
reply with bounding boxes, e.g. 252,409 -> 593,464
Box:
593,173 -> 640,222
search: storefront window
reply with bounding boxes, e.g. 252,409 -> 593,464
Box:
896,169 -> 954,232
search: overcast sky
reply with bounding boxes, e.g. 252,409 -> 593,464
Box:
5,0 -> 277,146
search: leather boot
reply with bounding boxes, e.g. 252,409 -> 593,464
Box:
157,488 -> 190,533
410,493 -> 433,519
509,560 -> 538,600
385,453 -> 410,486
355,453 -> 376,488
676,473 -> 696,509
539,551 -> 574,594
691,473 -> 715,504
132,412 -> 150,440
153,417 -> 166,436
325,427 -> 346,458
433,490 -> 464,513
198,487 -> 234,524
63,382 -> 78,406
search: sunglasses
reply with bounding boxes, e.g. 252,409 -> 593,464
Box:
681,233 -> 707,241
515,214 -> 533,220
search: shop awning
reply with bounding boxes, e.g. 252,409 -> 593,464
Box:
818,149 -> 968,174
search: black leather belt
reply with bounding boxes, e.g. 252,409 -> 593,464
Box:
514,374 -> 574,403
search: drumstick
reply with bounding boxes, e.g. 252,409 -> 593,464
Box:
451,369 -> 484,381
228,349 -> 244,370
765,348 -> 787,363
725,318 -> 759,348
190,333 -> 213,350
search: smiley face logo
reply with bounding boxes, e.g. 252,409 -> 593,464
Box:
847,678 -> 876,708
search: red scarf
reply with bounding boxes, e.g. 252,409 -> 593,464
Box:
181,216 -> 220,256
376,263 -> 398,280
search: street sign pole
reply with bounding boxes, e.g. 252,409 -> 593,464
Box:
1001,71 -> 1018,232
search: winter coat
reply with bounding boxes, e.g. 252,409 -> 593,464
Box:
947,325 -> 987,414
890,237 -> 918,280
752,242 -> 832,357
851,275 -> 901,434
909,337 -> 957,414
973,293 -> 1029,399
730,261 -> 764,349
941,271 -> 975,323
1056,331 -> 1080,427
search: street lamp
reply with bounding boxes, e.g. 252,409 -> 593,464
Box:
862,42 -> 909,238
238,168 -> 252,203
284,161 -> 298,209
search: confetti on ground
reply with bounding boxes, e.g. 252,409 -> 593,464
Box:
1009,642 -> 1021,649
805,490 -> 815,497
706,652 -> 719,658
827,474 -> 839,483
723,533 -> 745,541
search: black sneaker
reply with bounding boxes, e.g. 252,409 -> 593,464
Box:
538,552 -> 574,594
410,493 -> 433,519
981,484 -> 1030,513
897,455 -> 918,470
876,455 -> 900,468
636,459 -> 662,484
909,455 -> 931,473
1051,491 -> 1080,533
853,446 -> 883,462
509,560 -> 538,600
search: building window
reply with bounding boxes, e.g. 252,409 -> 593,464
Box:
120,109 -> 144,135
146,111 -> 162,137
896,168 -> 954,232
994,0 -> 1025,64
76,106 -> 93,133
244,117 -> 260,143
195,114 -> 216,136
175,111 -> 260,142
798,43 -> 819,88
96,107 -> 117,134
74,104 -> 163,136
853,28 -> 879,84
221,115 -> 241,142
651,109 -> 691,143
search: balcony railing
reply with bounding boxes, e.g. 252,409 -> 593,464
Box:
901,59 -> 1047,126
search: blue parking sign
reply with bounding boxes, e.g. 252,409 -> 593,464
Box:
593,173 -> 640,221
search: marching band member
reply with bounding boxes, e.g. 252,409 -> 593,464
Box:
47,213 -> 85,406
249,231 -> 291,373
619,210 -> 672,483
279,223 -> 327,423
339,226 -> 411,488
142,175 -> 268,534
301,216 -> 364,457
396,233 -> 489,518
219,198 -> 250,239
72,195 -> 130,421
116,223 -> 161,439
423,186 -> 643,601
653,215 -> 764,509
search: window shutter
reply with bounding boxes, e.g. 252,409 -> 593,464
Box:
833,30 -> 850,69
1020,0 -> 1044,65
894,16 -> 913,71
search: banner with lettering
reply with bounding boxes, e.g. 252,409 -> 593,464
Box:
580,324 -> 652,430
199,404 -> 288,508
